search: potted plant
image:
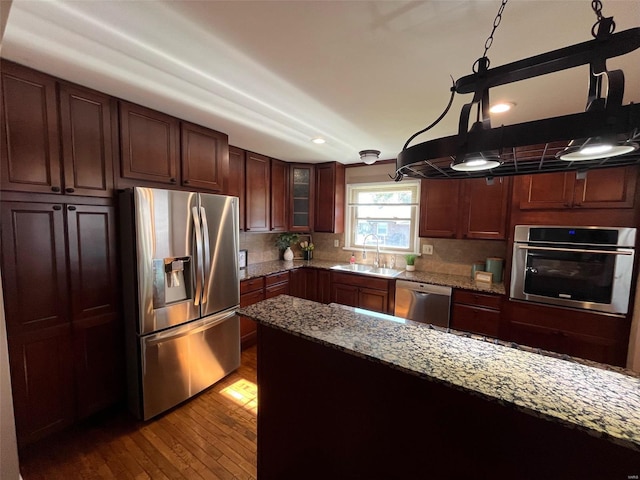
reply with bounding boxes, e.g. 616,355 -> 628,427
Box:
275,232 -> 299,260
404,254 -> 417,271
300,241 -> 315,260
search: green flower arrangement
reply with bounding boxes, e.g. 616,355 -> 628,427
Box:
275,232 -> 299,251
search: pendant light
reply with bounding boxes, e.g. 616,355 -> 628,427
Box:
451,151 -> 502,172
558,137 -> 639,161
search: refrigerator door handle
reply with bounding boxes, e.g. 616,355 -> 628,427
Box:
192,205 -> 204,305
200,206 -> 211,304
144,308 -> 238,346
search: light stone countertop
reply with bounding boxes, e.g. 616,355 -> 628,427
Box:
238,295 -> 640,452
239,259 -> 505,295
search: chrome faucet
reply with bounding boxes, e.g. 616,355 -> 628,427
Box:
362,234 -> 381,268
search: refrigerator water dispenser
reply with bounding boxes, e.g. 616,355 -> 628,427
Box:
152,257 -> 192,308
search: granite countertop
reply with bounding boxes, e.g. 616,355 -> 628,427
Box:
239,259 -> 505,295
238,295 -> 640,451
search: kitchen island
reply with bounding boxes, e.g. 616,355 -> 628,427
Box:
239,295 -> 640,479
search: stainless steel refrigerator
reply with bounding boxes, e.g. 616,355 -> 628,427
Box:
119,187 -> 240,420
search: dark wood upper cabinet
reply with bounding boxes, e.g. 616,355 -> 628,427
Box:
289,164 -> 314,232
1,201 -> 69,335
419,180 -> 461,238
270,158 -> 288,232
314,162 -> 345,233
420,178 -> 510,240
575,166 -> 637,208
227,146 -> 246,230
118,101 -> 180,187
518,167 -> 637,210
181,121 -> 229,192
66,204 -> 119,323
518,172 -> 574,210
1,61 -> 61,194
245,152 -> 271,232
461,177 -> 511,240
59,83 -> 116,197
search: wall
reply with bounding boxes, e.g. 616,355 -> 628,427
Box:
1,271 -> 21,480
241,230 -> 506,279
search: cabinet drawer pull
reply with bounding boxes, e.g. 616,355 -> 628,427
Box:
53,205 -> 62,211
68,206 -> 76,211
51,186 -> 61,193
65,187 -> 75,193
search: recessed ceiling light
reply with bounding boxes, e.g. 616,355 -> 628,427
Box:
489,102 -> 515,114
311,137 -> 326,144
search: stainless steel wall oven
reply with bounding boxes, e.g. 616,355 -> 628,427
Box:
510,226 -> 636,315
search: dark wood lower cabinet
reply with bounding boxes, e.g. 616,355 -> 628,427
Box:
7,325 -> 74,447
1,196 -> 123,446
316,269 -> 332,304
258,324 -> 638,479
330,271 -> 391,313
289,268 -> 318,302
240,277 -> 265,349
331,283 -> 358,307
504,300 -> 630,367
451,289 -> 503,338
72,315 -> 124,419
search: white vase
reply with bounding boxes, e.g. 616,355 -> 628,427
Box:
406,265 -> 415,271
283,246 -> 294,261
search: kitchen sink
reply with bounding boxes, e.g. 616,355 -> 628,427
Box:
331,264 -> 373,273
368,267 -> 403,278
331,264 -> 403,278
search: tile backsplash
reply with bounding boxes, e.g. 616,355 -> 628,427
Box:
240,231 -> 507,280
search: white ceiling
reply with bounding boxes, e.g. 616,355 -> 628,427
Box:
2,0 -> 639,165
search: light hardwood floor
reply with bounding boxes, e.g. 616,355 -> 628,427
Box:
19,346 -> 258,480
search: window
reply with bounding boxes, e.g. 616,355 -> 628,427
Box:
345,180 -> 420,254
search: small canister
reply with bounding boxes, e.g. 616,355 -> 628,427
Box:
471,261 -> 485,279
485,257 -> 504,283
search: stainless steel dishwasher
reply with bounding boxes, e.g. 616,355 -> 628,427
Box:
394,280 -> 452,328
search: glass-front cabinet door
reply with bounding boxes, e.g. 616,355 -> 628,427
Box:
289,164 -> 314,232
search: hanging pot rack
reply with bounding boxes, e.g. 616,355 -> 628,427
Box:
395,8 -> 640,180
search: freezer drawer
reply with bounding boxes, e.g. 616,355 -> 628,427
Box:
139,309 -> 240,420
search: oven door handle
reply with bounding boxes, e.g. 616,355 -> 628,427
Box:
517,245 -> 634,255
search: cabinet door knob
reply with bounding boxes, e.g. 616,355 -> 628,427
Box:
51,186 -> 61,193
170,178 -> 177,184
53,205 -> 62,211
65,187 -> 75,193
183,180 -> 189,185
68,206 -> 76,211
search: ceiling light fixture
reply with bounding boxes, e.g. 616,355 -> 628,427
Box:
489,102 -> 515,114
395,0 -> 640,180
359,149 -> 381,165
311,137 -> 326,144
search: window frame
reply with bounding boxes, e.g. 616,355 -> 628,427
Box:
344,180 -> 421,255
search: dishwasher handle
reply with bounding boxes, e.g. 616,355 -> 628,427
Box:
395,280 -> 451,296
